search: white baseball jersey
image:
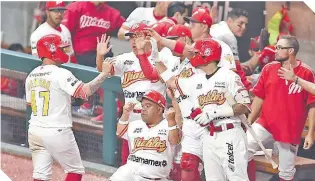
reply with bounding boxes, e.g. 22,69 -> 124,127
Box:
25,65 -> 82,128
176,67 -> 249,127
120,119 -> 175,178
122,7 -> 158,28
30,22 -> 73,56
210,21 -> 239,60
112,51 -> 174,121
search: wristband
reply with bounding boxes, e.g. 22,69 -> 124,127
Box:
118,119 -> 129,125
160,69 -> 174,82
295,76 -> 299,84
168,125 -> 179,131
174,41 -> 185,55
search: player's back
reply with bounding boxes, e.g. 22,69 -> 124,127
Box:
25,65 -> 76,128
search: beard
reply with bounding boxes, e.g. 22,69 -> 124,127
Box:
275,56 -> 289,62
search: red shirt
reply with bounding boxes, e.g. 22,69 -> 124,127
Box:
252,61 -> 315,144
62,2 -> 125,55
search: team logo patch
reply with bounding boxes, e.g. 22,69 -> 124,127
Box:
198,90 -> 226,107
204,48 -> 212,56
224,54 -> 234,64
122,71 -> 158,88
132,137 -> 167,153
178,68 -> 194,78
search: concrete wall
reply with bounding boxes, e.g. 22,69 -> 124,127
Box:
266,2 -> 315,67
1,2 -> 37,46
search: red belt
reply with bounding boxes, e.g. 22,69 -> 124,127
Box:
208,122 -> 234,136
133,109 -> 141,113
141,176 -> 162,180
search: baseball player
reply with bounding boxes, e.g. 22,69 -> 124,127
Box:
96,23 -> 175,165
210,8 -> 253,90
247,35 -> 315,181
25,34 -> 113,181
110,90 -> 181,181
30,1 -> 76,63
155,38 -> 251,181
117,1 -> 171,40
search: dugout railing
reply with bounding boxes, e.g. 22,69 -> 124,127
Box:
1,49 -> 123,166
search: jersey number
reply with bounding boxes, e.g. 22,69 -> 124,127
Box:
31,91 -> 50,116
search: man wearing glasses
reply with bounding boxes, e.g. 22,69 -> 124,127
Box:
247,35 -> 315,181
30,1 -> 76,63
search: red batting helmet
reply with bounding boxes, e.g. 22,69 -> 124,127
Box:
36,34 -> 70,64
166,24 -> 192,39
137,90 -> 166,109
184,8 -> 212,28
190,38 -> 222,67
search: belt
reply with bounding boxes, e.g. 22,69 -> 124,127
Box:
207,122 -> 234,136
141,176 -> 162,180
133,109 -> 142,113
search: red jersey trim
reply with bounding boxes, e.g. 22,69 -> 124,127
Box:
118,124 -> 129,138
175,78 -> 185,96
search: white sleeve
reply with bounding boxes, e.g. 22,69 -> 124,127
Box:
160,48 -> 179,73
122,8 -> 142,28
112,55 -> 126,77
30,33 -> 38,56
227,71 -> 251,104
175,76 -> 195,97
25,78 -> 31,104
58,69 -> 83,96
217,40 -> 236,69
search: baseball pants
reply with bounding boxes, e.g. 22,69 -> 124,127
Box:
110,164 -> 170,181
203,124 -> 249,181
28,125 -> 85,180
247,123 -> 299,180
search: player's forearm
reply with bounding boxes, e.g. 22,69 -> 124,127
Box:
82,73 -> 110,97
116,112 -> 129,137
159,38 -> 191,58
96,54 -> 104,72
168,120 -> 181,145
137,54 -> 160,81
241,53 -> 259,73
117,26 -> 130,40
307,106 -> 315,138
172,99 -> 183,128
248,96 -> 264,124
295,77 -> 315,95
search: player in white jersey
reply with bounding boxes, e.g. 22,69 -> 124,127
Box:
117,1 -> 171,40
154,38 -> 251,180
96,23 -> 175,165
110,90 -> 181,181
25,34 -> 113,181
30,1 -> 75,63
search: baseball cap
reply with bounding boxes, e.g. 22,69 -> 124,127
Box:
184,8 -> 212,27
166,24 -> 192,39
137,90 -> 166,109
125,23 -> 149,37
46,1 -> 67,10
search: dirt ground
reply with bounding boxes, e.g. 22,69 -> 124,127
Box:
1,153 -> 109,181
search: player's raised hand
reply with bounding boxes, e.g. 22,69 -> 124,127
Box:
144,28 -> 162,43
210,5 -> 218,23
165,107 -> 176,122
278,64 -> 296,82
101,59 -> 115,75
97,33 -> 113,56
303,133 -> 314,149
122,102 -> 136,115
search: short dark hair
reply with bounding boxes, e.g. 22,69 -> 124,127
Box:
167,2 -> 187,17
279,35 -> 300,55
228,8 -> 249,19
8,43 -> 24,52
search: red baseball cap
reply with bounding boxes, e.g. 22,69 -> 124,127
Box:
137,90 -> 166,108
46,1 -> 67,10
184,8 -> 212,27
125,23 -> 149,36
166,25 -> 192,39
